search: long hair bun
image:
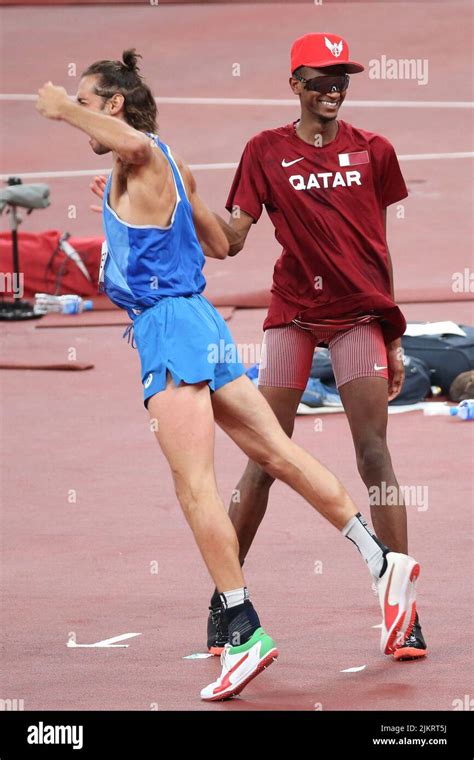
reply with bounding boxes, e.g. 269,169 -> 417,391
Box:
122,49 -> 141,74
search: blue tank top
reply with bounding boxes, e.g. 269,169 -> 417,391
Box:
100,135 -> 206,319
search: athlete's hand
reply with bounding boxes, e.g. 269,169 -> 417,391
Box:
89,175 -> 107,213
387,342 -> 405,401
36,82 -> 70,120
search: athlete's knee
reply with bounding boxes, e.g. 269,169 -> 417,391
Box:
239,458 -> 276,493
252,443 -> 294,483
241,429 -> 295,482
356,437 -> 391,479
173,472 -> 215,513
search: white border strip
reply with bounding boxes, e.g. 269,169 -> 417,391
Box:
399,152 -> 474,161
0,94 -> 473,108
1,153 -> 472,181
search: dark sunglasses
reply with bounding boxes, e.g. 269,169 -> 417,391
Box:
292,73 -> 350,94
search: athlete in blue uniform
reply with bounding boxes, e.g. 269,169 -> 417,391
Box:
101,134 -> 245,406
36,50 -> 420,702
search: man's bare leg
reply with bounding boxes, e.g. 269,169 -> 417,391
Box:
147,376 -> 244,592
338,377 -> 408,553
338,376 -> 426,658
227,386 -> 303,562
148,376 -> 280,699
212,376 -> 358,528
220,378 -> 407,559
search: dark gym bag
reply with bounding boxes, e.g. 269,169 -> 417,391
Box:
401,325 -> 474,393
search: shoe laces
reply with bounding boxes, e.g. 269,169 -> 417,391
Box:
209,605 -> 227,638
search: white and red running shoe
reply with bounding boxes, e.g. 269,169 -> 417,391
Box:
200,627 -> 278,701
376,552 -> 420,655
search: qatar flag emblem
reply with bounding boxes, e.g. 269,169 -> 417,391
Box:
338,151 -> 370,167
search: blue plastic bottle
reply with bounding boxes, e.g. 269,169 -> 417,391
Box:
449,400 -> 474,420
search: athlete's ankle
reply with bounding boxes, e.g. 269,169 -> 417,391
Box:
224,600 -> 261,647
210,559 -> 245,607
219,588 -> 260,646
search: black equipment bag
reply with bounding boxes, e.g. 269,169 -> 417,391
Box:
389,355 -> 431,406
401,325 -> 474,393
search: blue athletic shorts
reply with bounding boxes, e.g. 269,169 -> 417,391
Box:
130,294 -> 246,407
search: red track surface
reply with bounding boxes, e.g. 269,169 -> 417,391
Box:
1,2 -> 473,711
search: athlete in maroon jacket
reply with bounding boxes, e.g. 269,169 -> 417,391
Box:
207,32 -> 427,660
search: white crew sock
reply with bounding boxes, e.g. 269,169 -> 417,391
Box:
220,587 -> 249,610
342,512 -> 388,579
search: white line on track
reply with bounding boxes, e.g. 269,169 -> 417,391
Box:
340,665 -> 367,673
66,632 -> 141,648
1,94 -> 473,108
398,152 -> 474,161
2,152 -> 472,181
183,653 -> 213,659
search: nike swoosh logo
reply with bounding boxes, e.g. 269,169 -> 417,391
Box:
384,565 -> 399,631
374,364 -> 388,371
281,157 -> 304,167
213,652 -> 249,694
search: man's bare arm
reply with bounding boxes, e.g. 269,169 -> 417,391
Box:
384,209 -> 396,301
36,82 -> 152,165
173,157 -> 254,257
178,161 -> 229,259
383,208 -> 405,399
213,209 -> 254,256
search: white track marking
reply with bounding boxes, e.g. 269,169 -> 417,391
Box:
0,164 -> 238,180
1,94 -> 473,108
159,98 -> 473,109
399,152 -> 474,161
340,665 -> 367,673
67,632 -> 141,648
183,653 -> 214,659
1,152 -> 472,182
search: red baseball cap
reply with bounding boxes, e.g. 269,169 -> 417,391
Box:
291,33 -> 364,74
